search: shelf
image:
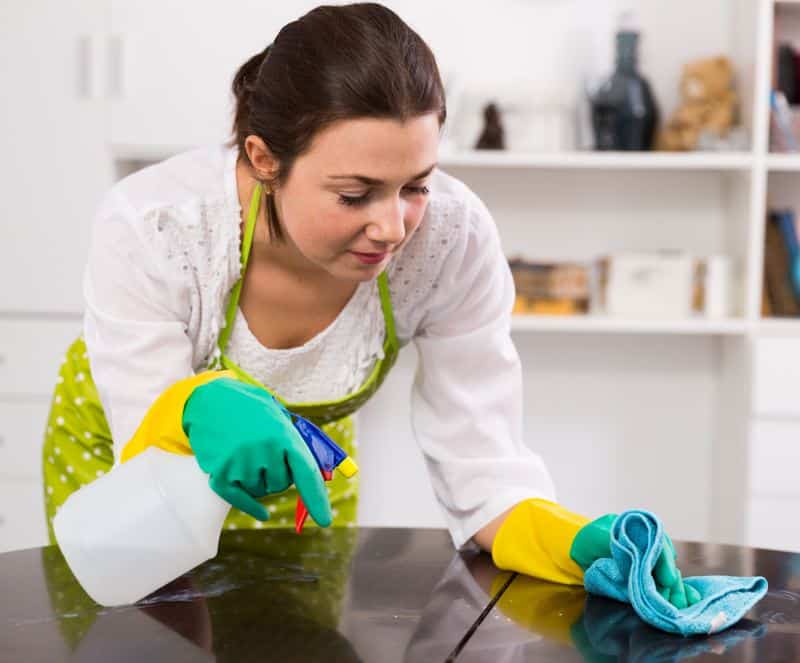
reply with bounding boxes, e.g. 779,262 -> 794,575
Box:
757,318 -> 800,335
112,144 -> 755,173
510,315 -> 749,335
439,150 -> 753,171
767,154 -> 800,171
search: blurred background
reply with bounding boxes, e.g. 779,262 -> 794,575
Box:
1,0 -> 799,555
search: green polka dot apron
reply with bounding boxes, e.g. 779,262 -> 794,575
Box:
42,181 -> 400,541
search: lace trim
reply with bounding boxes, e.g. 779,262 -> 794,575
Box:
225,279 -> 385,402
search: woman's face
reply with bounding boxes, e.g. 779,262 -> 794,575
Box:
272,113 -> 440,282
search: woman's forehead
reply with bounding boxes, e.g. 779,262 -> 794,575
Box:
302,114 -> 440,180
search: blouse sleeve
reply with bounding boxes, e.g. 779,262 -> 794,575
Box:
410,192 -> 556,549
82,190 -> 196,462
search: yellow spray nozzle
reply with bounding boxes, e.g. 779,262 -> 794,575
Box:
336,456 -> 359,478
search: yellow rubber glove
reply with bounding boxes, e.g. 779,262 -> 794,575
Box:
491,498 -> 589,586
120,370 -> 235,463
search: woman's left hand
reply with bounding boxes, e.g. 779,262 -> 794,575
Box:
571,514 -> 702,608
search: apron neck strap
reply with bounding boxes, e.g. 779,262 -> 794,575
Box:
217,182 -> 262,355
377,272 -> 397,354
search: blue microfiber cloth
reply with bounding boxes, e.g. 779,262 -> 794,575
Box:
582,510 -> 768,636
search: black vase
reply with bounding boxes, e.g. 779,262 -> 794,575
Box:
590,30 -> 659,151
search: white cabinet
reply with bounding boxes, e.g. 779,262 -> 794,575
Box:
0,479 -> 48,552
0,320 -> 84,398
108,1 -> 318,150
0,402 -> 53,480
1,0 -> 101,552
753,338 -> 800,418
750,420 -> 800,499
747,342 -> 800,553
0,0 -> 113,313
0,318 -> 80,552
748,496 -> 800,553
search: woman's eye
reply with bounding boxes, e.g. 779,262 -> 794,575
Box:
337,185 -> 429,208
404,185 -> 430,196
338,192 -> 371,207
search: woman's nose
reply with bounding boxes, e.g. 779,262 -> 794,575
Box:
366,197 -> 406,245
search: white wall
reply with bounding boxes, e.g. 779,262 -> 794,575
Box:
358,333 -> 715,543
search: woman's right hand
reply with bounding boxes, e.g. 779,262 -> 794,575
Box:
182,377 -> 332,525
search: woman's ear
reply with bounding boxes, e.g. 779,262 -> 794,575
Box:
244,135 -> 279,182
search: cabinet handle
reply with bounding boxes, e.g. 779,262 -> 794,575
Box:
107,35 -> 124,99
76,35 -> 92,99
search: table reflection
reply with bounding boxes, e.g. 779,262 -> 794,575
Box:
38,528 -> 363,662
20,534 -> 800,663
404,541 -> 796,662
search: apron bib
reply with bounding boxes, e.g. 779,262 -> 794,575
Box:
42,181 -> 399,540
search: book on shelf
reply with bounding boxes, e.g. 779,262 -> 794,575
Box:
776,209 -> 800,302
762,281 -> 773,318
770,90 -> 800,153
512,297 -> 586,316
764,210 -> 800,317
507,258 -> 591,316
777,44 -> 799,106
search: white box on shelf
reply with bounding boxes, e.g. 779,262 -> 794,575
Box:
603,252 -> 695,318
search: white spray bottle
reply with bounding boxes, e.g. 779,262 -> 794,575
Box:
53,447 -> 230,606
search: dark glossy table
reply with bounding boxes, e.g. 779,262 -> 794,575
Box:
2,528 -> 799,662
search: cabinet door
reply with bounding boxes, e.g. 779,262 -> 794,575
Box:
749,420 -> 800,499
748,496 -> 800,553
0,319 -> 82,398
753,337 -> 800,418
0,478 -> 48,552
0,1 -> 113,313
109,1 -> 320,150
0,402 -> 51,480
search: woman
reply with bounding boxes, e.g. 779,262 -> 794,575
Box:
42,3 -> 695,607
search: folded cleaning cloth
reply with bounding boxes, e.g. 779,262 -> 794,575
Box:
582,510 -> 768,636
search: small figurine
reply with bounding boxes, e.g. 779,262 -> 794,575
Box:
475,102 -> 505,150
656,56 -> 737,152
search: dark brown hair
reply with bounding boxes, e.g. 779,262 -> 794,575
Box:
230,2 -> 447,240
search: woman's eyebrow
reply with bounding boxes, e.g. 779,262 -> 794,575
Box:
327,163 -> 437,185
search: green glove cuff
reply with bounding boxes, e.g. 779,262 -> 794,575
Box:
569,513 -> 617,571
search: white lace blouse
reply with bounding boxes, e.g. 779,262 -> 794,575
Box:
225,275 -> 383,403
82,143 -> 556,548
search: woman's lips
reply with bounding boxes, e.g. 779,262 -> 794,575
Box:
350,250 -> 388,265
